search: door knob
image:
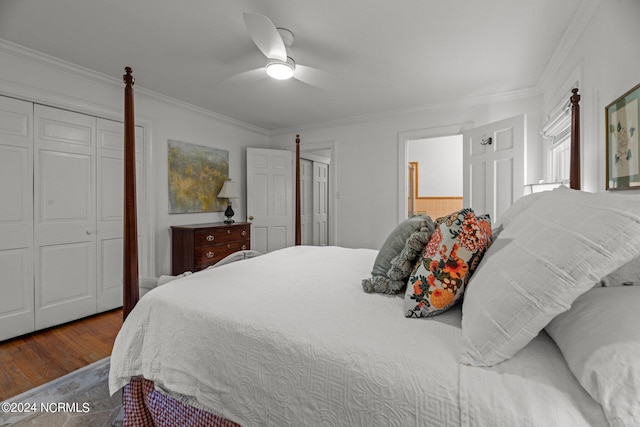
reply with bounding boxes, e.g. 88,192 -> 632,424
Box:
248,215 -> 254,221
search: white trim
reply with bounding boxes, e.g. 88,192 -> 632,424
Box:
542,64 -> 582,119
0,38 -> 542,139
0,38 -> 268,136
269,87 -> 539,136
536,0 -> 602,92
300,151 -> 330,164
397,123 -> 473,223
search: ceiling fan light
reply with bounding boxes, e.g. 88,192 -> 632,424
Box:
266,57 -> 295,80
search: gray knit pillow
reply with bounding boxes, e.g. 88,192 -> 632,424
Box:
362,216 -> 434,294
599,255 -> 640,287
386,225 -> 435,292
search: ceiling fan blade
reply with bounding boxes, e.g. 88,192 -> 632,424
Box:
223,68 -> 267,85
243,13 -> 287,62
294,65 -> 335,89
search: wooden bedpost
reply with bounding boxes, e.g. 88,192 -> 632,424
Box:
570,88 -> 581,190
123,67 -> 139,320
295,134 -> 302,245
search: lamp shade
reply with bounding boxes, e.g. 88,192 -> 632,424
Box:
217,180 -> 240,199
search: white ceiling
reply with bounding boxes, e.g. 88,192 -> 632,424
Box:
0,0 -> 583,132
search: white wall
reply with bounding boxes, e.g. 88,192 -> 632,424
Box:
408,135 -> 463,197
270,94 -> 543,250
539,0 -> 640,192
0,41 -> 270,276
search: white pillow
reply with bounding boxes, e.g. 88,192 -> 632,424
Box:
493,190 -> 544,229
546,286 -> 640,427
460,186 -> 640,366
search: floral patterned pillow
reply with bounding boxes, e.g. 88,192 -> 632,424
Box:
404,208 -> 492,318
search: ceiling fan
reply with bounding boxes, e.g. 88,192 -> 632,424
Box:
233,12 -> 331,88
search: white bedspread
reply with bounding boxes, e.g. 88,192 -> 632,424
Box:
109,246 -> 606,426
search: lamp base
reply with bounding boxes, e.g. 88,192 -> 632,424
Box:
224,203 -> 235,224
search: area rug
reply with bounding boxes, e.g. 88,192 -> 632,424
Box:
0,357 -> 123,427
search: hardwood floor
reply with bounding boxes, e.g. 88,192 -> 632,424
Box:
0,308 -> 122,401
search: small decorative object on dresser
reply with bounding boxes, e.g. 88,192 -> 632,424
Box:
217,179 -> 240,223
171,222 -> 250,275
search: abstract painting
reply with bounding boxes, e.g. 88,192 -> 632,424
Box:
168,140 -> 229,213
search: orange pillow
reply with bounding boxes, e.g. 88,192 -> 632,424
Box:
404,208 -> 491,317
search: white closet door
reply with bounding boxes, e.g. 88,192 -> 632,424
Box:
312,162 -> 329,246
300,159 -> 313,245
0,96 -> 34,341
96,118 -> 145,311
34,105 -> 97,329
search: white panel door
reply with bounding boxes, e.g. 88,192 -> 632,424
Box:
312,162 -> 329,246
0,96 -> 34,341
34,105 -> 97,329
246,148 -> 293,253
96,118 -> 145,311
463,115 -> 525,224
300,159 -> 313,245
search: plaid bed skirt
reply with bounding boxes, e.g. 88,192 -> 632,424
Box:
122,377 -> 240,427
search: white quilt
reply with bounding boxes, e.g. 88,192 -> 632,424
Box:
109,246 -> 606,426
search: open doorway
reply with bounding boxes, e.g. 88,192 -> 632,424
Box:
407,135 -> 463,219
397,123 -> 472,222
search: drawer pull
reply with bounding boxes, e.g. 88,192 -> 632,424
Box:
241,244 -> 247,250
227,244 -> 231,249
206,235 -> 215,242
241,230 -> 246,237
227,229 -> 231,234
206,251 -> 215,259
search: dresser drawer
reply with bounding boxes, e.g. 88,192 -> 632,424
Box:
171,222 -> 251,275
194,239 -> 251,270
194,226 -> 249,247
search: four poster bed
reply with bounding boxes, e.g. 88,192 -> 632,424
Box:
110,70 -> 640,426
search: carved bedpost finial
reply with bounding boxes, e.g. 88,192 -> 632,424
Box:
296,134 -> 300,145
570,87 -> 580,104
123,66 -> 135,86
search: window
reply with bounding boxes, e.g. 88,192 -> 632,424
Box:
541,91 -> 574,184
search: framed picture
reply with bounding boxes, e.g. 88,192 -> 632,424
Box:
606,82 -> 640,190
168,140 -> 229,213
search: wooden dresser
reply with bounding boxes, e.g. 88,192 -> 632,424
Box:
171,222 -> 251,275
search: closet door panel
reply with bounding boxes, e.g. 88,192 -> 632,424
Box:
300,159 -> 313,245
0,96 -> 34,341
312,162 -> 329,246
34,105 -> 97,329
97,118 -> 145,311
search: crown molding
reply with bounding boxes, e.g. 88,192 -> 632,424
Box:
269,86 -> 540,136
0,37 -> 544,139
536,0 -> 603,93
0,38 -> 268,135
